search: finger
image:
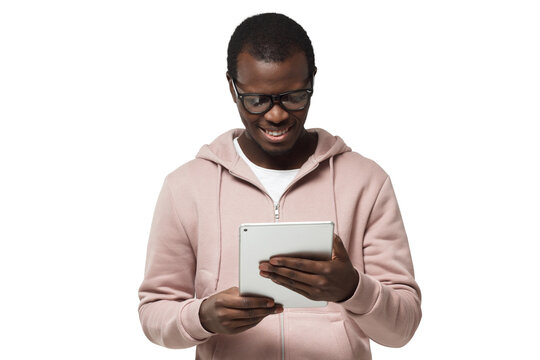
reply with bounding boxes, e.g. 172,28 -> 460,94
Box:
220,293 -> 276,309
224,305 -> 283,320
267,257 -> 324,274
228,319 -> 265,334
332,234 -> 348,260
266,274 -> 317,300
260,264 -> 322,286
217,315 -> 267,334
261,270 -> 325,299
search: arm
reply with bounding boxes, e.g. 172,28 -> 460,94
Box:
138,176 -> 213,349
259,176 -> 421,347
138,176 -> 282,348
339,176 -> 422,347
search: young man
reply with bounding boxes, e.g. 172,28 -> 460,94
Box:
139,13 -> 421,359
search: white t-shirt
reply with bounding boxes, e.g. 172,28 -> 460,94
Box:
233,137 -> 300,204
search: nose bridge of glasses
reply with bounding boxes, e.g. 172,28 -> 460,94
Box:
265,97 -> 289,120
260,94 -> 286,113
270,94 -> 281,102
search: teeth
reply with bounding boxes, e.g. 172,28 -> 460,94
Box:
265,128 -> 289,136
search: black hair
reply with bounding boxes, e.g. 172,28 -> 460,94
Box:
227,13 -> 315,80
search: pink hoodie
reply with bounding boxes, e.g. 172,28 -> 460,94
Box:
138,128 -> 421,359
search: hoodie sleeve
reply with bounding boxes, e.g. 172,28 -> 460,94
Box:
339,176 -> 422,347
138,176 -> 214,349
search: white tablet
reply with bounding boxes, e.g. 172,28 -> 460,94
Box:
239,221 -> 334,308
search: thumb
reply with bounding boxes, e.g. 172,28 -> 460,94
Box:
331,234 -> 349,261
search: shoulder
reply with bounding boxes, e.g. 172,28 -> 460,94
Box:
168,158 -> 217,180
164,158 -> 218,197
329,151 -> 393,207
334,151 -> 388,183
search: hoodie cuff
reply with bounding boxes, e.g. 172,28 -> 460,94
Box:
338,267 -> 381,315
179,297 -> 215,342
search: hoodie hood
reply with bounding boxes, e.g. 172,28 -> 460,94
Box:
196,128 -> 351,170
195,128 -> 352,241
139,126 -> 421,357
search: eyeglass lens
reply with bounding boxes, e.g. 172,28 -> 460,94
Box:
243,91 -> 310,113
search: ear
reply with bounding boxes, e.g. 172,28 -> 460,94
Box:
226,72 -> 237,104
311,67 -> 317,87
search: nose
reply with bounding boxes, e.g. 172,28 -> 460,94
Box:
264,103 -> 289,124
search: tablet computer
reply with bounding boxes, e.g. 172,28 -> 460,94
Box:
239,221 -> 334,308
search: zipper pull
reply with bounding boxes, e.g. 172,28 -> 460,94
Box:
274,203 -> 280,222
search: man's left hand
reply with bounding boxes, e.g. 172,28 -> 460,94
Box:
258,234 -> 359,303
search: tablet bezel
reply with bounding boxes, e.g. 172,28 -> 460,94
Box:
239,221 -> 334,308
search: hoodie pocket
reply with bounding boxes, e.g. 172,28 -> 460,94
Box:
210,315 -> 281,360
285,311 -> 354,360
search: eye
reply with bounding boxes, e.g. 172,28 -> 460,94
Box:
245,95 -> 270,108
285,91 -> 308,104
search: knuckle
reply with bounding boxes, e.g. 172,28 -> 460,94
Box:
287,270 -> 296,279
216,309 -> 227,319
222,320 -> 232,328
322,266 -> 332,275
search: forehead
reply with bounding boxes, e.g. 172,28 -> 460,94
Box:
235,51 -> 310,93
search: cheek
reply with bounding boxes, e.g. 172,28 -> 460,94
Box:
292,110 -> 309,125
298,109 -> 310,125
239,112 -> 260,132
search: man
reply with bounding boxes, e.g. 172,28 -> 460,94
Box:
139,13 -> 421,359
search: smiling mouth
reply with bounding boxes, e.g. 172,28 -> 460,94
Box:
261,126 -> 292,137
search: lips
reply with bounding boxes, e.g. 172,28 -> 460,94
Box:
259,126 -> 293,142
264,127 -> 291,136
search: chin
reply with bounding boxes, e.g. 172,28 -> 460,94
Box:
261,145 -> 294,157
257,134 -> 299,157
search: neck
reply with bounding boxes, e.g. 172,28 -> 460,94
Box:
238,130 -> 318,170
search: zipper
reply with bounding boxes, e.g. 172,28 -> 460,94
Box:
280,312 -> 285,360
274,200 -> 285,360
229,160 -> 320,206
230,167 -> 324,360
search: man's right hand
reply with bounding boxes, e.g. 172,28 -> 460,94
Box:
199,287 -> 283,335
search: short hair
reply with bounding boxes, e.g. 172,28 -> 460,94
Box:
227,13 -> 315,80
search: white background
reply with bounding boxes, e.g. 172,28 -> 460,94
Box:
1,1 -> 539,359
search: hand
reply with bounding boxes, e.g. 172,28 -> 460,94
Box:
199,287 -> 283,335
259,234 -> 359,303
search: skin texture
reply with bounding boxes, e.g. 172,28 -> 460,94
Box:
226,51 -> 317,170
199,287 -> 283,335
199,52 -> 359,335
259,234 -> 359,303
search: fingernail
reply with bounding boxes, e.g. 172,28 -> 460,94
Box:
274,307 -> 283,314
267,301 -> 274,307
269,258 -> 279,265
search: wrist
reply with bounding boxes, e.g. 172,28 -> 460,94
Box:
198,299 -> 215,334
339,268 -> 359,302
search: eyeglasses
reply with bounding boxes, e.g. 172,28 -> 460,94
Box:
230,77 -> 313,115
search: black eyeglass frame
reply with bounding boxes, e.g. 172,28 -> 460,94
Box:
230,76 -> 314,115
